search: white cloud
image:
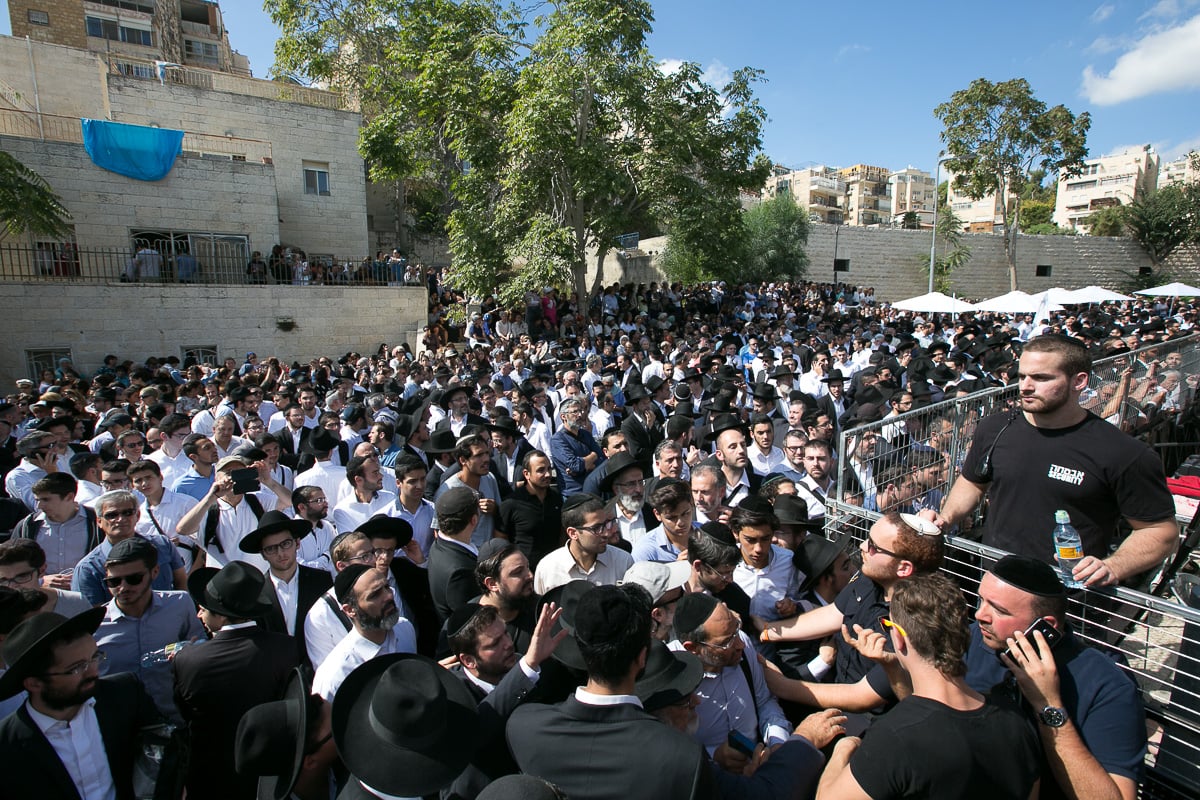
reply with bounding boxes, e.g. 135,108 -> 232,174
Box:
659,58 -> 685,76
1082,13 -> 1200,104
836,43 -> 870,61
658,58 -> 731,90
1085,35 -> 1126,54
1160,135 -> 1200,160
1091,4 -> 1115,23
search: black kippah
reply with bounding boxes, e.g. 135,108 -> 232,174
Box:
699,521 -> 736,547
563,492 -> 600,512
737,495 -> 774,514
334,563 -> 373,604
574,585 -> 637,646
673,593 -> 719,638
446,602 -> 483,639
993,555 -> 1065,597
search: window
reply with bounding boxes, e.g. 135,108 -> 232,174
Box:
181,346 -> 218,367
86,16 -> 152,46
304,162 -> 331,196
184,39 -> 220,66
28,10 -> 50,25
834,258 -> 850,273
26,348 -> 73,383
1035,264 -> 1052,278
115,61 -> 155,80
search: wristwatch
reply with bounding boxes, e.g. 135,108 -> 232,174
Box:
1038,706 -> 1068,728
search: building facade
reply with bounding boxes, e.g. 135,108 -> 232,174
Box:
888,166 -> 935,227
764,164 -> 846,224
1053,146 -> 1159,234
837,164 -> 891,226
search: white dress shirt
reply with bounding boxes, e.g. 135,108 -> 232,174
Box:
332,490 -> 400,533
533,545 -> 634,595
27,698 -> 117,800
312,623 -> 417,702
270,568 -> 301,635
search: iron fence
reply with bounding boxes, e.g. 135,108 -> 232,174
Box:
830,334 -> 1200,797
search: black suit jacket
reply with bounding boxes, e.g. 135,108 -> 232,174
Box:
424,460 -> 450,502
172,625 -> 301,800
0,672 -> 162,800
433,413 -> 489,436
259,564 -> 334,666
444,661 -> 538,800
620,414 -> 663,461
428,537 -> 479,623
489,439 -> 535,501
507,697 -> 716,800
273,426 -> 311,469
389,558 -> 441,658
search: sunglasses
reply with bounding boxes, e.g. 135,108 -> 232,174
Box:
103,570 -> 149,589
880,616 -> 908,638
102,508 -> 137,521
865,536 -> 899,558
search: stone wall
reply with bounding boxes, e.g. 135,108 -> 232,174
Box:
0,135 -> 281,256
587,227 -> 1200,302
0,283 -> 428,387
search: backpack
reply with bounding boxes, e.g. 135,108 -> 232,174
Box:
12,506 -> 102,551
202,494 -> 264,554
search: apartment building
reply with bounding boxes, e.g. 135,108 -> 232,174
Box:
1160,151 -> 1199,188
838,164 -> 891,226
944,170 -> 1011,233
765,164 -> 846,224
1052,146 -> 1158,233
888,167 -> 936,227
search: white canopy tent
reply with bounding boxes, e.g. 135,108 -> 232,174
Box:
891,291 -> 977,314
973,290 -> 1061,315
1065,285 -> 1133,304
1134,282 -> 1200,298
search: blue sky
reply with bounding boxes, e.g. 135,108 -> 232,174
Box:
4,0 -> 1199,177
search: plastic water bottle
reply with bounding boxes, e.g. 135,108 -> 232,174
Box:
1053,510 -> 1085,589
140,640 -> 193,667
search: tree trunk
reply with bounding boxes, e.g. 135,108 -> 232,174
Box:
1005,194 -> 1020,291
588,249 -> 607,300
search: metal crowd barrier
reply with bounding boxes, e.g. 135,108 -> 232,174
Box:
829,334 -> 1200,797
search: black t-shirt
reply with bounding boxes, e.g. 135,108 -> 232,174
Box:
834,573 -> 890,684
850,695 -> 1041,799
961,411 -> 1174,561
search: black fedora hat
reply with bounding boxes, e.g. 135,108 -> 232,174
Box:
356,514 -> 413,547
636,640 -> 704,712
332,654 -> 480,797
0,607 -> 106,700
600,452 -> 648,494
770,364 -> 795,379
438,385 -> 472,411
714,364 -> 740,382
703,413 -> 746,446
749,382 -> 777,402
186,566 -> 220,610
795,534 -> 848,595
485,416 -> 520,437
425,428 -> 459,454
702,393 -> 736,415
538,580 -> 594,672
644,376 -> 666,394
201,561 -> 274,619
239,510 -> 313,554
624,382 -> 650,403
235,667 -> 308,800
821,369 -> 847,384
301,428 -> 340,456
773,495 -> 818,529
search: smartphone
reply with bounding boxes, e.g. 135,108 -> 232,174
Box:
726,730 -> 756,757
230,467 -> 260,495
1000,618 -> 1063,662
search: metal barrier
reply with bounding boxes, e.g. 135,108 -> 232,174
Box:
830,334 -> 1200,797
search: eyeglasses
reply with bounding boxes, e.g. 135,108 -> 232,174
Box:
44,651 -> 107,678
703,620 -> 743,651
701,562 -> 736,582
575,518 -> 617,536
101,508 -> 137,521
0,568 -> 37,587
613,478 -> 645,490
101,479 -> 130,489
305,497 -> 329,505
880,616 -> 908,638
262,538 -> 297,557
865,536 -> 899,558
102,570 -> 148,588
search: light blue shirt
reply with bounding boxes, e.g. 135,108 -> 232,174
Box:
631,526 -> 683,563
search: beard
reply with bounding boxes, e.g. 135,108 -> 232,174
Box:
355,603 -> 400,631
39,676 -> 98,712
615,492 -> 642,514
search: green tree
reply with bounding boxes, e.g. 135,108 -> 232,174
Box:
268,0 -> 768,308
1123,184 -> 1200,265
901,210 -> 920,229
742,192 -> 809,282
934,78 -> 1090,290
1086,205 -> 1127,237
0,151 -> 72,239
1018,199 -> 1054,229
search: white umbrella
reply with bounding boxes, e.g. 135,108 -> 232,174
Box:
891,291 -> 976,314
1029,287 -> 1078,306
1066,285 -> 1133,303
973,290 -> 1057,314
1134,282 -> 1200,297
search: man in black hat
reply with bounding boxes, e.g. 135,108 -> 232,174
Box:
704,414 -> 762,506
238,511 -> 333,665
487,416 -> 534,500
293,427 -> 345,502
433,384 -> 487,438
508,584 -> 717,800
174,561 -> 301,800
0,607 -> 162,800
620,383 -> 664,462
603,451 -> 659,547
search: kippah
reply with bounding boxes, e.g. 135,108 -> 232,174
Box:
334,563 -> 373,604
446,602 -> 483,640
761,472 -> 790,488
993,555 -> 1066,597
476,538 -> 511,563
699,521 -> 736,547
652,477 -> 687,492
562,492 -> 600,512
737,495 -> 774,514
673,593 -> 719,638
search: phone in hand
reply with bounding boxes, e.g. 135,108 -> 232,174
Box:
230,467 -> 260,495
1000,617 -> 1063,662
726,730 -> 756,757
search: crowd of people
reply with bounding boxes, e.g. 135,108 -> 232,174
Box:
0,276 -> 1194,800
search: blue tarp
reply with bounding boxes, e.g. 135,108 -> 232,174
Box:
81,119 -> 184,182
